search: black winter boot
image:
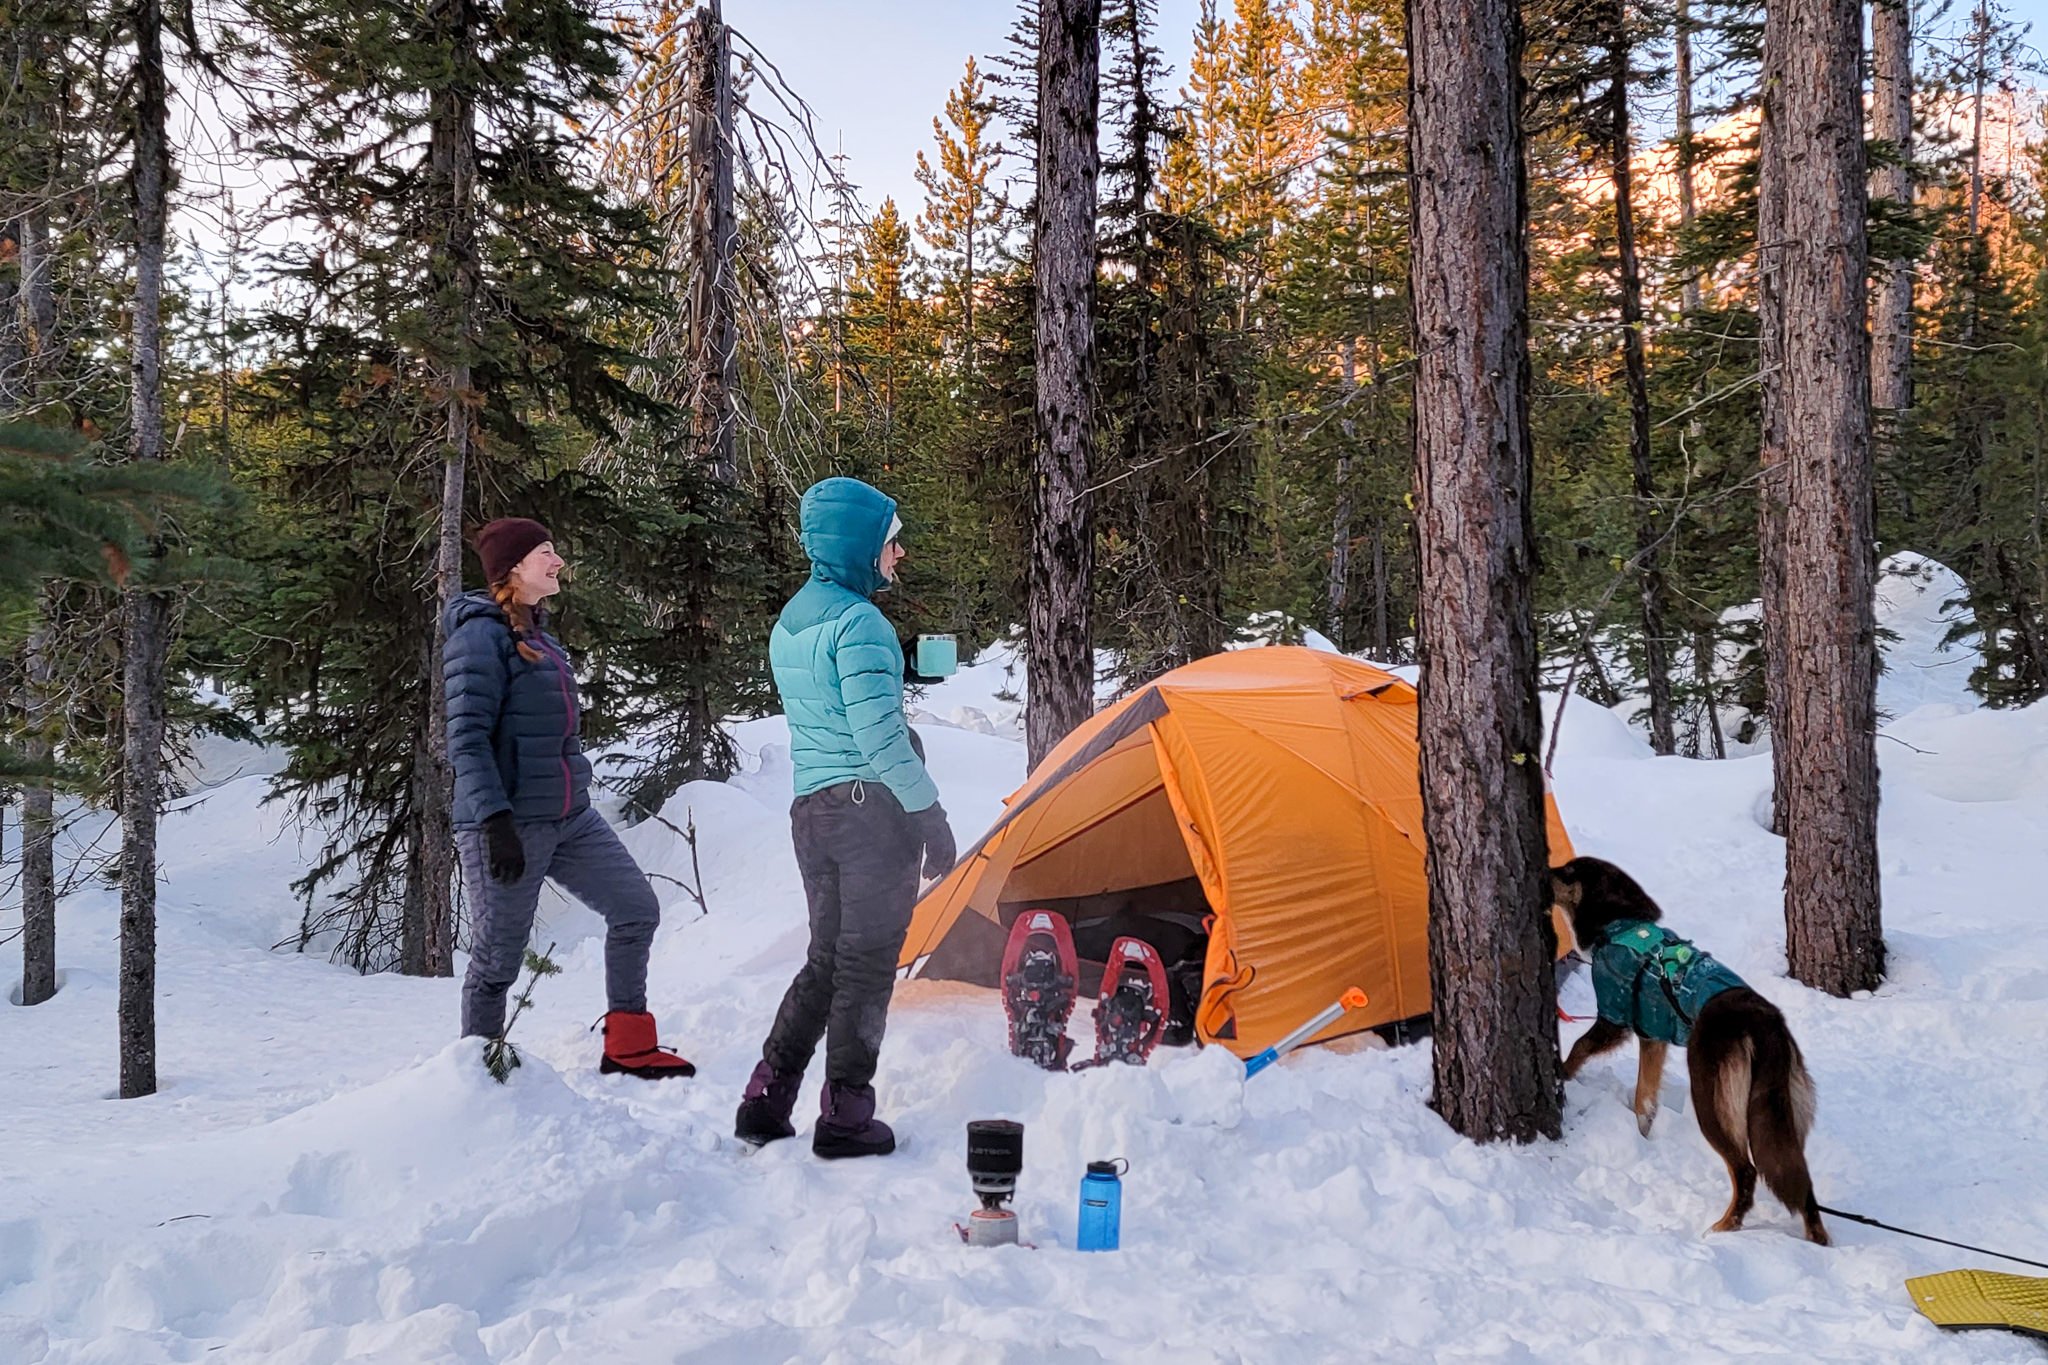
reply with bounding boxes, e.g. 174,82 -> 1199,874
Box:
735,1060 -> 802,1146
812,1081 -> 896,1159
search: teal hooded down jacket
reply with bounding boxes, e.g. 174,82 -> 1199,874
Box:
770,477 -> 940,813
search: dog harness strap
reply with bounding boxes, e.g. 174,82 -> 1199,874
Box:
1594,920 -> 1744,1048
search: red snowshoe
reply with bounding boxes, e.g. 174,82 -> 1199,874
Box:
1085,936 -> 1170,1068
1001,910 -> 1079,1071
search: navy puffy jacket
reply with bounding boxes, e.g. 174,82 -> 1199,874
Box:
443,591 -> 593,829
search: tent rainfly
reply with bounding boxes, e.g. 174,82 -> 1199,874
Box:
899,647 -> 1575,1058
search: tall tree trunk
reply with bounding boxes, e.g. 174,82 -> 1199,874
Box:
407,626 -> 453,972
1027,0 -> 1101,771
5,26 -> 56,403
21,204 -> 55,387
1870,0 -> 1913,418
1609,16 -> 1675,756
1756,29 -> 1790,834
660,0 -> 738,784
410,0 -> 478,978
1961,0 -> 1988,345
1758,0 -> 1884,996
1674,0 -> 1702,315
1329,338 -> 1355,644
119,0 -> 171,1098
1966,0 -> 1987,241
1370,515 -> 1390,660
18,605 -> 58,1006
1694,625 -> 1726,760
9,31 -> 62,1008
963,202 -> 977,385
687,0 -> 738,486
1406,0 -> 1560,1143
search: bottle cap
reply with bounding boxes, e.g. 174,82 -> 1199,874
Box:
1086,1158 -> 1129,1177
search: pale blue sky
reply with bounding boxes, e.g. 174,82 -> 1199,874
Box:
734,0 -> 2044,229
180,0 -> 2044,295
726,0 -> 1206,221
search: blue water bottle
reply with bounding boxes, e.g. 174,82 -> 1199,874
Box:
1076,1159 -> 1127,1252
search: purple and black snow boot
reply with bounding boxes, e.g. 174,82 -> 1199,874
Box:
812,1081 -> 896,1159
734,1060 -> 802,1147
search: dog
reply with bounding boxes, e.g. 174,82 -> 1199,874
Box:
1547,856 -> 1829,1245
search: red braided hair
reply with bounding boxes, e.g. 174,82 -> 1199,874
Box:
491,579 -> 545,664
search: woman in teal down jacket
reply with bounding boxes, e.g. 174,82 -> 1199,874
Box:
735,477 -> 957,1158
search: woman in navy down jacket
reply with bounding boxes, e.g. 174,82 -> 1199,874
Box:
443,517 -> 694,1079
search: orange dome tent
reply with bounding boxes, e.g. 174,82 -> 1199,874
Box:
898,647 -> 1575,1058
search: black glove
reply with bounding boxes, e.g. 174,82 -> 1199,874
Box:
909,804 -> 957,881
483,811 -> 526,885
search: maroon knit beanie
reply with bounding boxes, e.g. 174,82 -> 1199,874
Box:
474,518 -> 552,586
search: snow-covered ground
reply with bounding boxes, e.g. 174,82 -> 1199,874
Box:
5,613 -> 2047,1363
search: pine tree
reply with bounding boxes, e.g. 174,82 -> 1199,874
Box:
845,198 -> 918,460
916,58 -> 1005,385
236,0 -> 666,970
1894,118 -> 2046,706
1284,0 -> 1411,655
1603,0 -> 1676,754
1027,0 -> 1102,769
1758,0 -> 1883,996
596,0 -> 781,801
1870,0 -> 1914,419
1164,0 -> 1233,214
1096,0 -> 1252,684
1408,0 -> 1562,1142
3,0 -> 131,1012
118,0 -> 172,1099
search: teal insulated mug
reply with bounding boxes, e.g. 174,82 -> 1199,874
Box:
915,634 -> 959,678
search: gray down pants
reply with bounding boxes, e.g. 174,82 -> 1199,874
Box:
760,780 -> 922,1089
457,805 -> 660,1038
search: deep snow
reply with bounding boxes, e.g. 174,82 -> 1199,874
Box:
4,619 -> 2047,1363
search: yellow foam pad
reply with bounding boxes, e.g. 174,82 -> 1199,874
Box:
1907,1270 -> 2048,1339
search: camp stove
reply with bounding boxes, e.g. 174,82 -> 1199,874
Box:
962,1119 -> 1024,1247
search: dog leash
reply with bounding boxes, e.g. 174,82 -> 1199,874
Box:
1815,1204 -> 2048,1271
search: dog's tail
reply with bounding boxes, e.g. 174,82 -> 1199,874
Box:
1696,988 -> 1829,1245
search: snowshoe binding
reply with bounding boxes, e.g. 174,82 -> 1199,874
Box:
1002,910 -> 1079,1071
1086,936 -> 1170,1068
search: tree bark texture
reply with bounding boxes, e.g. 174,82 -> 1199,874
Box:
1406,0 -> 1561,1142
409,0 -> 478,977
1758,0 -> 1884,997
118,0 -> 171,1098
1027,0 -> 1101,773
686,0 -> 738,486
1870,0 -> 1913,417
1608,20 -> 1674,756
408,638 -> 455,974
19,605 -> 57,1006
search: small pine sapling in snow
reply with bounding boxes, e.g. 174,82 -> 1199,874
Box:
483,942 -> 560,1083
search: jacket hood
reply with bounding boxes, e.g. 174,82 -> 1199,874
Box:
799,477 -> 897,597
445,590 -> 505,633
444,590 -> 551,635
